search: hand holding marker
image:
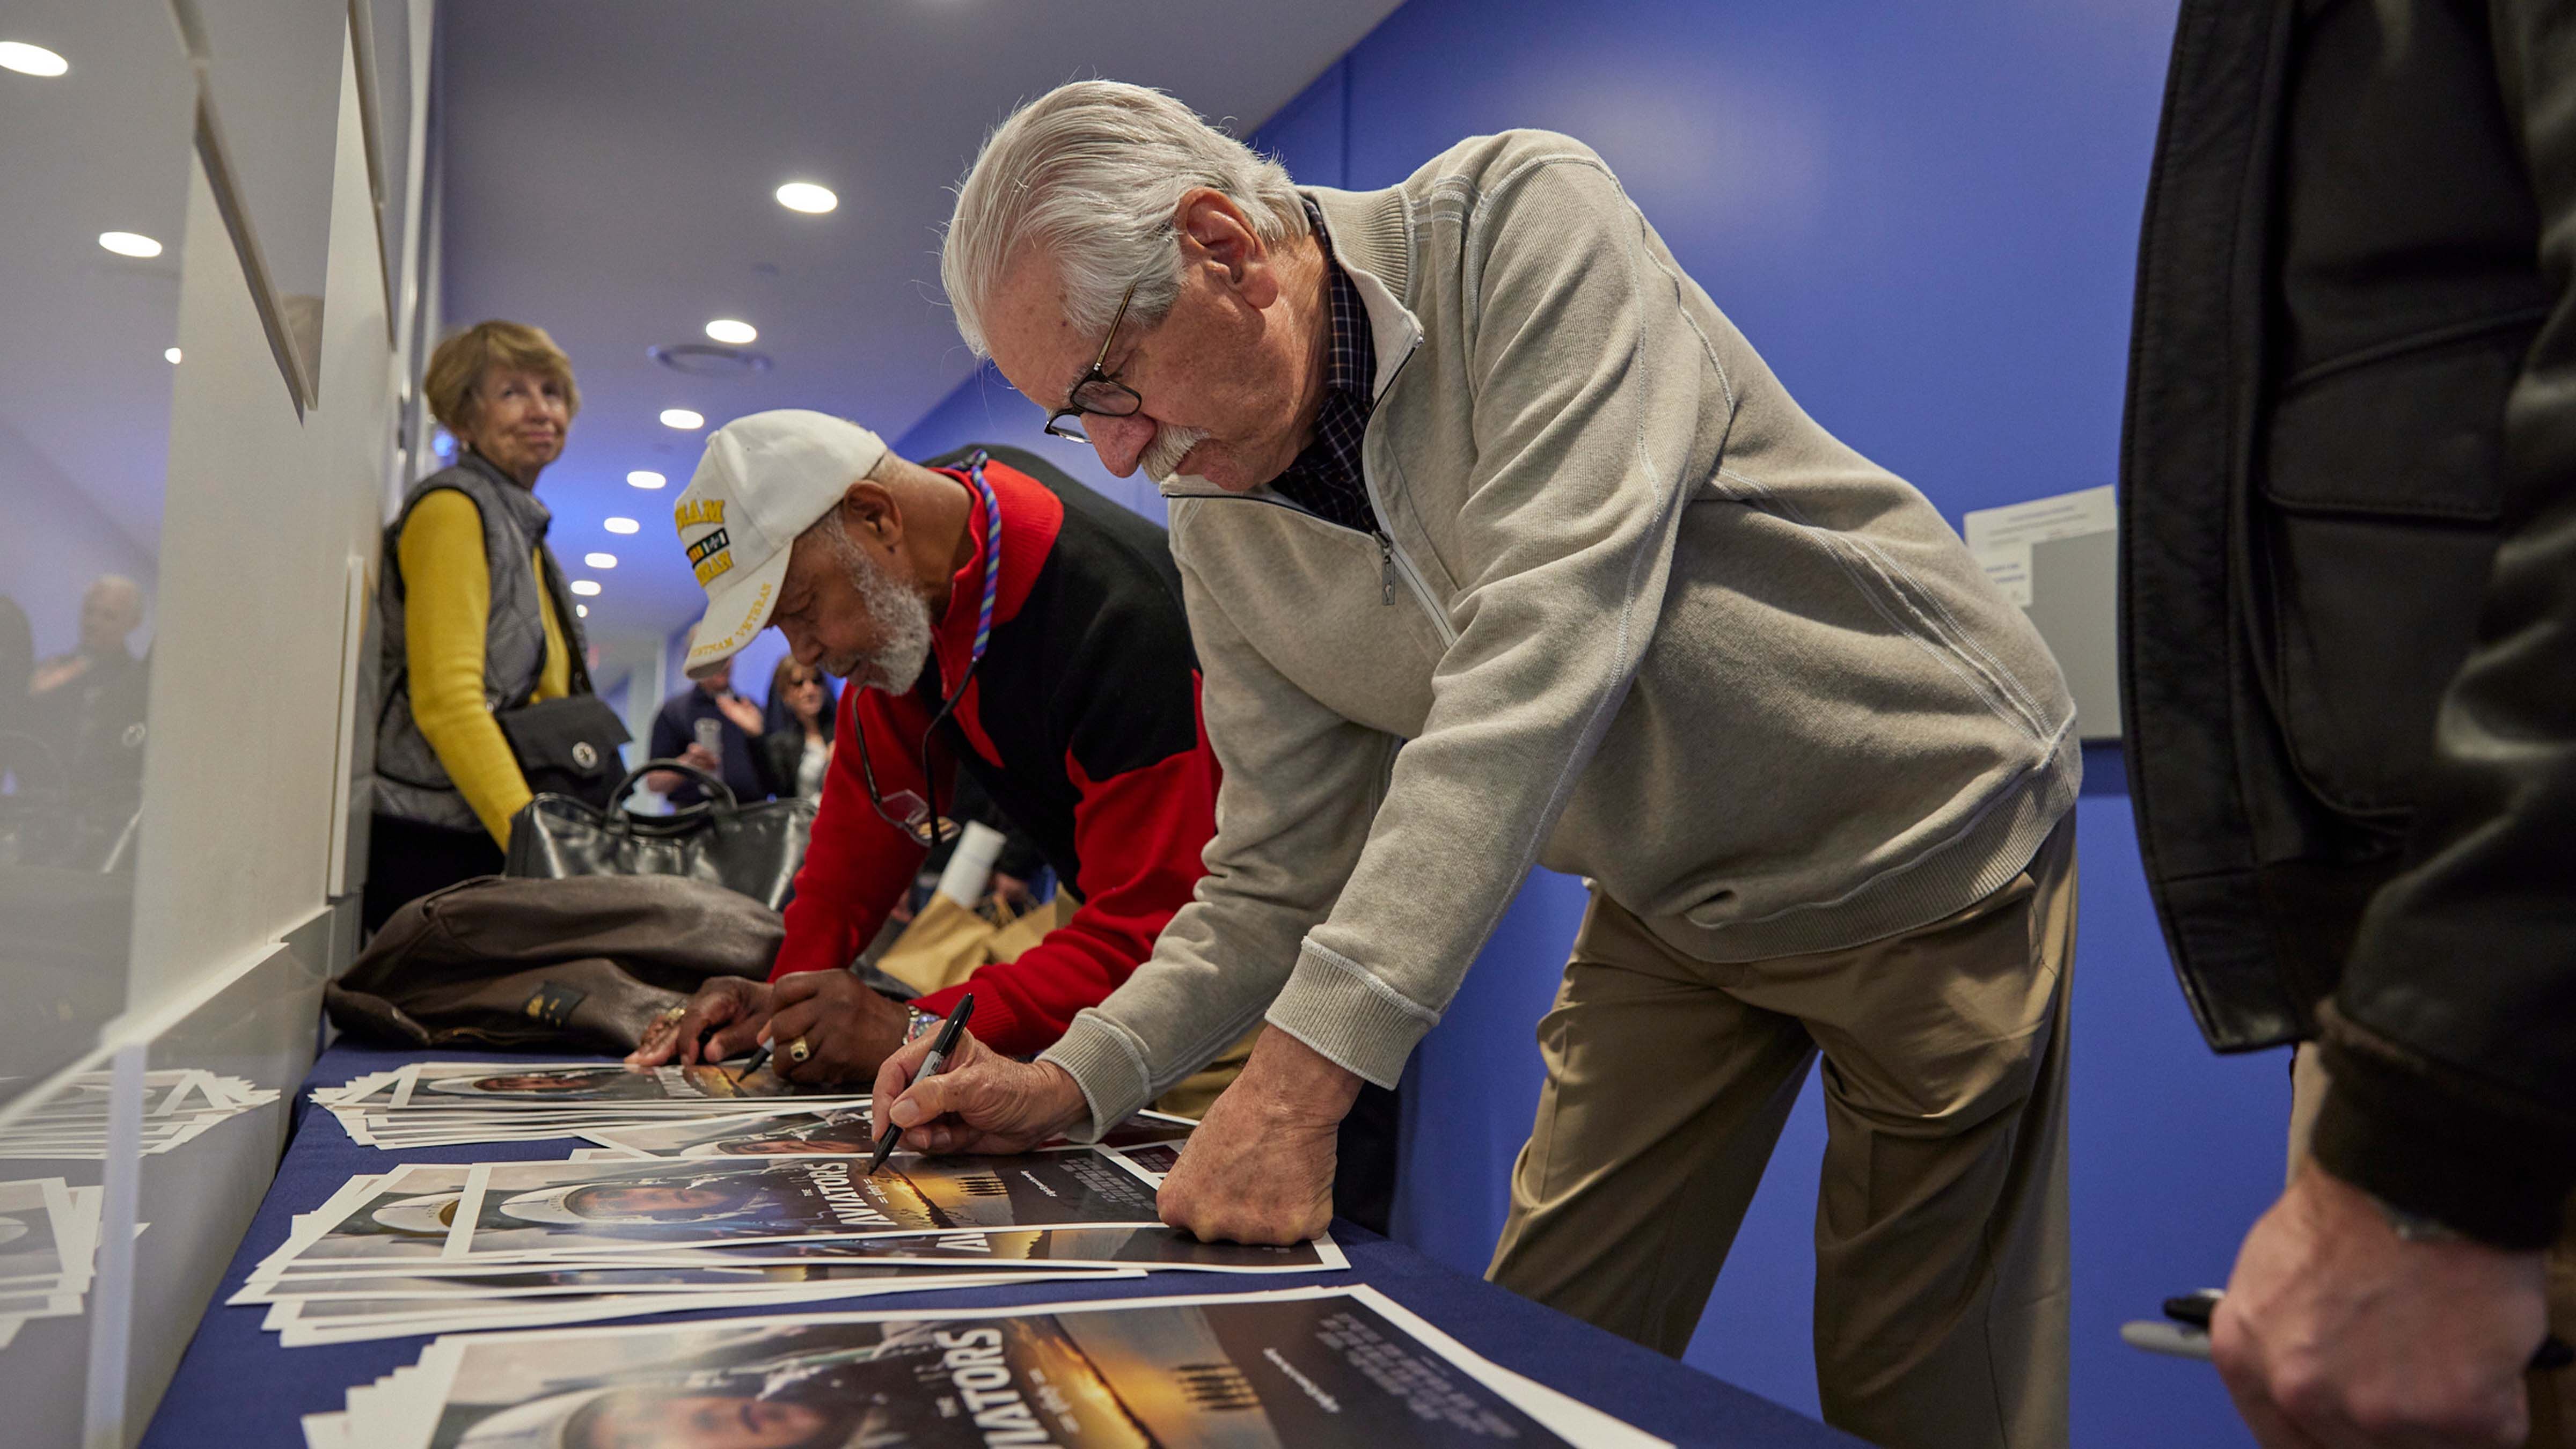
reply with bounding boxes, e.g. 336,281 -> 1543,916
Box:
870,994 -> 975,1174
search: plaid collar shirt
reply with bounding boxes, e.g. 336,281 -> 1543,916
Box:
1267,200 -> 1380,535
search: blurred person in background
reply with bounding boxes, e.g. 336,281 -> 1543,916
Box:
26,575 -> 147,784
367,320 -> 595,932
20,575 -> 150,861
755,656 -> 836,802
644,656 -> 771,807
28,575 -> 143,702
0,594 -> 29,796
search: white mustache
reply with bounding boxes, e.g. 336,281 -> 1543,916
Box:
1141,425 -> 1209,482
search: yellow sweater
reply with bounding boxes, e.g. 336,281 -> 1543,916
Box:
398,489 -> 572,845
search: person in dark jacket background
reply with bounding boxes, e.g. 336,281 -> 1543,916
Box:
2123,3 -> 2575,1443
0,593 -> 30,795
756,656 -> 836,802
643,657 -> 771,807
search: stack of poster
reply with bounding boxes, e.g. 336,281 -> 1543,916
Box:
297,1285 -> 1666,1449
0,1069 -> 279,1160
0,1176 -> 105,1351
311,1062 -> 866,1150
569,1102 -> 1196,1162
239,1115 -> 1341,1345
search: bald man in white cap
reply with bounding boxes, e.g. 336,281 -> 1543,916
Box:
635,414 -> 1411,1233
632,415 -> 1221,1099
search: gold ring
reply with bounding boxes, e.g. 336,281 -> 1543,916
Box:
786,1037 -> 811,1065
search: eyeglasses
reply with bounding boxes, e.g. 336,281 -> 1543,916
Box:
849,723 -> 958,845
1041,281 -> 1145,444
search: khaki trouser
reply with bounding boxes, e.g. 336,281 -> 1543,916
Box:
1490,820 -> 2076,1449
2288,1045 -> 2576,1447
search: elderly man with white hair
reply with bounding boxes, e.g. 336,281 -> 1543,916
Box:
26,574 -> 150,811
876,80 -> 2084,1448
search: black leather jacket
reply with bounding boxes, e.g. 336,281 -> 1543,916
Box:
2123,0 -> 2576,1247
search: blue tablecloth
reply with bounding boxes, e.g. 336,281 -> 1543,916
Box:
142,1046 -> 1856,1447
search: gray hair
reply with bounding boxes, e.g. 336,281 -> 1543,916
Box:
942,80 -> 1309,357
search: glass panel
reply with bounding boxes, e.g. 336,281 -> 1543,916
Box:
187,0 -> 345,398
355,0 -> 413,325
125,935 -> 320,1430
0,0 -> 193,1103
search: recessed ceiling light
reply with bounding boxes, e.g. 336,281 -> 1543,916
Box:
704,319 -> 757,346
570,579 -> 602,597
660,408 -> 704,430
576,604 -> 589,618
603,516 -> 640,534
584,551 -> 618,569
626,470 -> 666,489
0,41 -> 69,78
650,342 -> 772,379
164,347 -> 181,364
98,231 -> 162,258
775,181 -> 837,215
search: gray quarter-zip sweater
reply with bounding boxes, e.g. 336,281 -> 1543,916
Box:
1040,130 -> 2080,1132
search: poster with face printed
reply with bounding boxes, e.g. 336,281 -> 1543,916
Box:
451,1150 -> 1170,1258
390,1287 -> 1662,1449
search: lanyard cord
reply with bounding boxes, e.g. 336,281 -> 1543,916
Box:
922,451 -> 1002,736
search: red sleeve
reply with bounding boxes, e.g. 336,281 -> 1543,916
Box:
913,687 -> 1218,1056
770,685 -> 935,982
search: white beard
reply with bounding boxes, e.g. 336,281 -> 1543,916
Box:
1141,424 -> 1210,484
823,522 -> 935,694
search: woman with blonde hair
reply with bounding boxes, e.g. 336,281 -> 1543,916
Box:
756,655 -> 837,802
366,320 -> 624,931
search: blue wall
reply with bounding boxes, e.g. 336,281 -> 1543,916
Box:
899,4 -> 2288,1443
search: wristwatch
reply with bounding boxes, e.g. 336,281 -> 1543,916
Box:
905,1006 -> 940,1042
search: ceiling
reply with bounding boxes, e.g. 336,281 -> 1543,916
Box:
437,0 -> 1405,643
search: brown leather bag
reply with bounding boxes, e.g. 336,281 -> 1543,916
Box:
326,874 -> 782,1053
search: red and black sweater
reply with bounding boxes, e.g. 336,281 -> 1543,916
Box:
769,446 -> 1218,1056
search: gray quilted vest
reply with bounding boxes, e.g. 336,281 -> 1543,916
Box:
372,451 -> 589,832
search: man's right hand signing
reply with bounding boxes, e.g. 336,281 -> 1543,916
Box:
869,1029 -> 1089,1156
625,977 -> 774,1069
2212,1163 -> 2549,1448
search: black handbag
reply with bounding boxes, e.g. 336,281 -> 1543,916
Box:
504,758 -> 816,911
489,578 -> 630,810
494,694 -> 631,810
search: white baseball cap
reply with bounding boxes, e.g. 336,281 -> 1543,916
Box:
676,409 -> 888,679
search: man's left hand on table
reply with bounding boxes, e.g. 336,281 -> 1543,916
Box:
762,970 -> 914,1087
627,976 -> 773,1069
1157,1029 -> 1360,1245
